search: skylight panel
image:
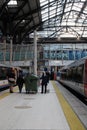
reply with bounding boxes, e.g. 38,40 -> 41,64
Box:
8,0 -> 17,7
40,0 -> 48,6
40,0 -> 46,2
49,14 -> 55,19
84,20 -> 87,24
64,7 -> 71,12
42,15 -> 48,21
83,7 -> 87,13
61,20 -> 75,26
72,6 -> 81,12
39,0 -> 87,38
42,12 -> 48,17
64,3 -> 72,12
49,5 -> 56,11
41,8 -> 48,15
72,2 -> 83,11
50,9 -> 56,16
57,8 -> 61,14
81,0 -> 86,1
80,14 -> 86,19
78,18 -> 84,23
67,12 -> 77,21
49,0 -> 56,3
82,31 -> 87,36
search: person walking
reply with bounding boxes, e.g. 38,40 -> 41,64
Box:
7,67 -> 16,93
46,71 -> 50,83
16,70 -> 24,93
40,72 -> 48,93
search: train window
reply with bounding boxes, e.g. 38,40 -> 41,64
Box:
72,67 -> 77,81
66,69 -> 69,80
60,69 -> 67,79
76,64 -> 84,83
0,67 -> 7,80
67,68 -> 72,80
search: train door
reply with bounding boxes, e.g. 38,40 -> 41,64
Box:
84,59 -> 87,97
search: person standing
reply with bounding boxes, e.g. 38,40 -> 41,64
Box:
46,71 -> 50,83
16,70 -> 24,93
40,72 -> 48,93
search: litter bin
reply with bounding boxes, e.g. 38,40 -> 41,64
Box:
24,73 -> 38,93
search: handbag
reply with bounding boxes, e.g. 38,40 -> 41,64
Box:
8,78 -> 16,83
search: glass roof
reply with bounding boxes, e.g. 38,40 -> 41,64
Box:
8,0 -> 17,7
39,0 -> 87,38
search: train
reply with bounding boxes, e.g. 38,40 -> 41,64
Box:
0,64 -> 20,90
57,56 -> 87,98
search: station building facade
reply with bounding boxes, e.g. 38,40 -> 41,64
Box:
0,42 -> 87,73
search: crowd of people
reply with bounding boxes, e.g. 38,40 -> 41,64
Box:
7,68 -> 53,94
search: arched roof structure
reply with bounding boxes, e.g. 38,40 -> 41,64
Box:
0,0 -> 87,44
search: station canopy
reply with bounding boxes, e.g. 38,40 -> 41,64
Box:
0,0 -> 87,44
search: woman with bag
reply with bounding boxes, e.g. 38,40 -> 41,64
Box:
7,68 -> 16,93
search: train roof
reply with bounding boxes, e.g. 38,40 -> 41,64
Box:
60,56 -> 87,70
69,56 -> 87,67
68,56 -> 87,67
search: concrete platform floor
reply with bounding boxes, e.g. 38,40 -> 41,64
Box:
0,81 -> 70,130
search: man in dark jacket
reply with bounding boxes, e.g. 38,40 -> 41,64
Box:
16,70 -> 24,93
40,72 -> 48,93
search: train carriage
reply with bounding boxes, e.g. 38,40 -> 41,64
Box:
58,57 -> 87,98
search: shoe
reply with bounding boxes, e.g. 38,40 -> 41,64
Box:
10,91 -> 14,93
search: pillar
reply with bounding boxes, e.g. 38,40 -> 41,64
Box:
33,30 -> 37,75
10,37 -> 13,65
3,37 -> 6,64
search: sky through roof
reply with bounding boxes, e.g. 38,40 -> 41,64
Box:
39,0 -> 87,38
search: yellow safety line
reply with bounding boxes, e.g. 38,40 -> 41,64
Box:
14,86 -> 19,92
0,92 -> 10,100
0,86 -> 18,100
52,81 -> 86,130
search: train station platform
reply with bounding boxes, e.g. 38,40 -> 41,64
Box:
0,81 -> 86,130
